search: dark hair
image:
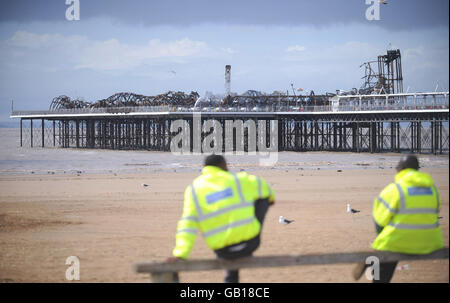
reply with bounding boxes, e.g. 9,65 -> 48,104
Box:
396,154 -> 419,171
204,154 -> 226,168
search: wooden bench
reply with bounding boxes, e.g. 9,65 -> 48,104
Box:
135,247 -> 449,282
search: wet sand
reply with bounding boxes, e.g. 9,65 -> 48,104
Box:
0,167 -> 448,282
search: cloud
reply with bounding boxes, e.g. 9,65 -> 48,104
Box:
283,41 -> 378,64
286,45 -> 306,52
2,30 -> 210,71
76,37 -> 209,70
403,46 -> 425,59
221,47 -> 238,54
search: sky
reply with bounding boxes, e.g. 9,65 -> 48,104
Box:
0,0 -> 448,122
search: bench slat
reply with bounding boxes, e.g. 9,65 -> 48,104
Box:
135,247 -> 449,273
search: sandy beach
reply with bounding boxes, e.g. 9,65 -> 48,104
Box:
0,165 -> 448,283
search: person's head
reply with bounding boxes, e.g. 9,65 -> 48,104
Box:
204,154 -> 228,171
396,154 -> 419,172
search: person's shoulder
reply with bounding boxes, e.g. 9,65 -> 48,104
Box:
188,174 -> 203,189
379,182 -> 398,197
238,172 -> 268,185
235,171 -> 258,184
237,171 -> 258,179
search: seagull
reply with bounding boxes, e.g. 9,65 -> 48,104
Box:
141,183 -> 149,187
279,216 -> 294,225
379,0 -> 388,4
347,203 -> 360,214
169,70 -> 176,76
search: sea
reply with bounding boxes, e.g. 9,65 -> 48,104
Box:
0,128 -> 448,176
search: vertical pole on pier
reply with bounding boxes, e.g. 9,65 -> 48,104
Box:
98,120 -> 102,149
139,119 -> 143,148
110,120 -> 114,149
76,120 -> 80,148
163,118 -> 167,151
342,123 -> 346,150
64,121 -> 68,147
439,121 -> 443,155
102,120 -> 106,149
68,121 -> 72,147
20,119 -> 23,147
53,120 -> 56,147
431,120 -> 435,155
30,119 -> 33,147
417,121 -> 421,153
148,119 -> 152,149
390,122 -> 394,152
156,120 -> 160,150
435,120 -> 439,155
434,120 -> 439,155
320,121 -> 325,150
315,121 -> 319,150
356,122 -> 360,153
70,120 -> 74,146
117,121 -> 121,149
302,120 -> 307,151
84,120 -> 88,148
333,122 -> 337,151
372,122 -> 377,153
125,121 -> 129,148
145,119 -> 148,149
41,119 -> 45,147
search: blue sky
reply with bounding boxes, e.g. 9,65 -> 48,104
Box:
0,0 -> 448,122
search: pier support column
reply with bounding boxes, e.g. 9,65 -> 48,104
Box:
20,119 -> 23,147
370,122 -> 376,153
41,119 -> 45,147
76,120 -> 80,148
31,119 -> 33,147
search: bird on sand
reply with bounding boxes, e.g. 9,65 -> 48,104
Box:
347,203 -> 360,214
279,216 -> 295,225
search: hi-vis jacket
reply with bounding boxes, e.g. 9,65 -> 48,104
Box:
173,166 -> 275,259
372,168 -> 443,254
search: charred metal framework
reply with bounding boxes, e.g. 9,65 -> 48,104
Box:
16,110 -> 449,154
360,49 -> 403,95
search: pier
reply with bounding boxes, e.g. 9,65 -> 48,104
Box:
11,92 -> 449,154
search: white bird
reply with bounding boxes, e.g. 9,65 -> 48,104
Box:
279,216 -> 294,225
347,203 -> 360,214
379,0 -> 388,4
141,183 -> 149,187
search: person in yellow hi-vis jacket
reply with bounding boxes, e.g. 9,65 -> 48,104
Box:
370,154 -> 443,282
169,154 -> 275,283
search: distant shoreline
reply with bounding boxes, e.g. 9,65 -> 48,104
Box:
0,123 -> 20,129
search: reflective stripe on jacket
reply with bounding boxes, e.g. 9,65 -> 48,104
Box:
173,166 -> 275,259
372,168 -> 443,254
